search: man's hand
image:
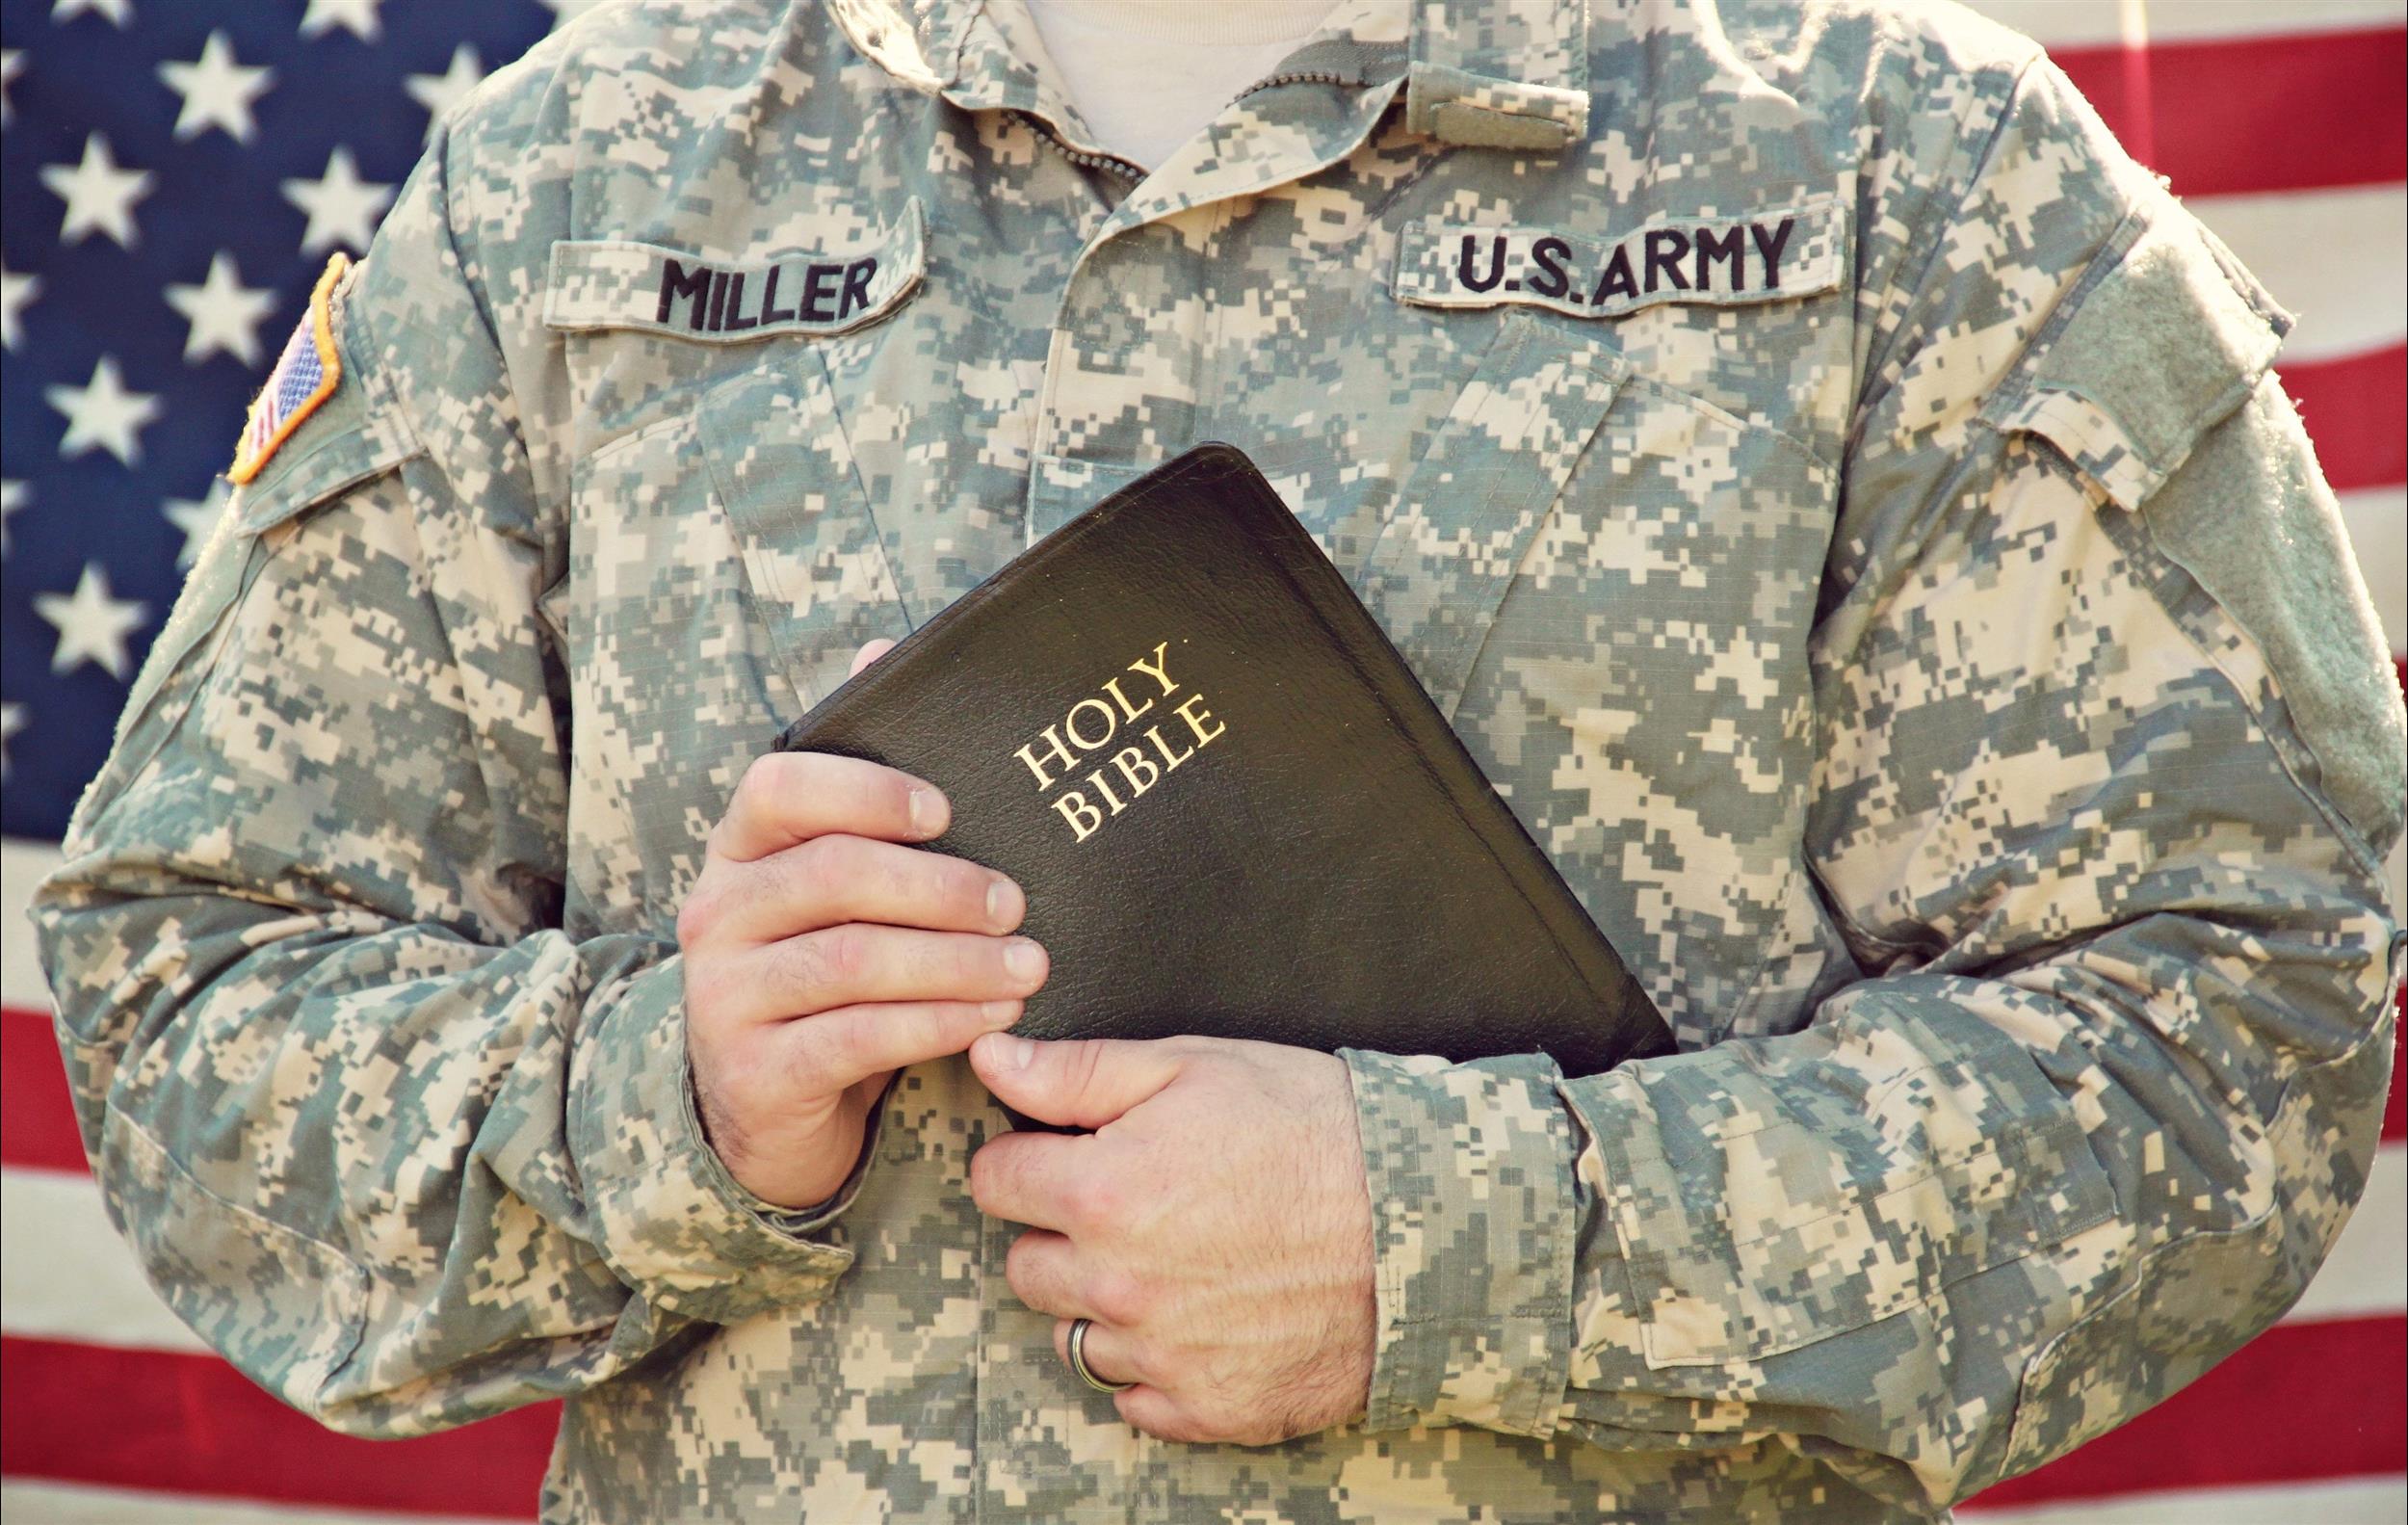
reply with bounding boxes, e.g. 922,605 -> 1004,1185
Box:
679,642 -> 1050,1209
967,1033 -> 1376,1446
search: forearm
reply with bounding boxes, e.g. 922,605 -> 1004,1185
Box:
1346,881 -> 2395,1503
34,856 -> 864,1435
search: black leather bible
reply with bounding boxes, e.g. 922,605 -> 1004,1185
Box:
772,443 -> 1671,1077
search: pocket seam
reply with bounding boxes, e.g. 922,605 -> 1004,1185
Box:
1998,1004 -> 2396,1474
1628,1108 -> 2115,1368
1622,372 -> 1837,483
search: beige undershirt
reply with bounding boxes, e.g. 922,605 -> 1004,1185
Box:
1021,0 -> 1345,169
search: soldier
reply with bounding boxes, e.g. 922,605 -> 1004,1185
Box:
30,0 -> 2403,1519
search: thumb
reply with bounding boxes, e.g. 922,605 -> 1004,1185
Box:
849,638 -> 898,678
970,1034 -> 1184,1130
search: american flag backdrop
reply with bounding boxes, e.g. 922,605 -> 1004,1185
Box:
0,0 -> 2400,1519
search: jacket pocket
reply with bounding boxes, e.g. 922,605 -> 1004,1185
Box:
557,345 -> 909,909
1353,313 -> 1628,718
1978,196 -> 2286,511
696,351 -> 913,697
1597,998 -> 2117,1367
78,373 -> 416,834
1978,194 -> 2397,870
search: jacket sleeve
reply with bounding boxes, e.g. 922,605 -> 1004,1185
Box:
1340,54 -> 2403,1511
27,116 -> 868,1439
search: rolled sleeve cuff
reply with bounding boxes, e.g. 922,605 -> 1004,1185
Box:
570,951 -> 869,1325
1341,1047 -> 1578,1438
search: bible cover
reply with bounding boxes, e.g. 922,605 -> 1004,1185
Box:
772,443 -> 1671,1077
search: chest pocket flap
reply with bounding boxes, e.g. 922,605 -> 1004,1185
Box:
1356,316 -> 1628,717
1981,196 -> 2289,510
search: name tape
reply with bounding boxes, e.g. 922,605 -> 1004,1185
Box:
543,197 -> 925,342
1394,197 -> 1843,319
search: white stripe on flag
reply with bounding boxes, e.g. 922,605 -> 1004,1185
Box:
0,1169 -> 206,1354
1965,1473 -> 2408,1523
2190,186 -> 2408,365
1975,0 -> 2407,48
0,1479 -> 510,1525
2291,1143 -> 2408,1324
3,837 -> 61,1012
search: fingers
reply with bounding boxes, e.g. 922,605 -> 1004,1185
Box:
1007,1231 -> 1101,1320
767,998 -> 1025,1094
709,751 -> 946,864
849,638 -> 898,677
969,1034 -> 1186,1130
971,1131 -> 1100,1233
1052,1316 -> 1147,1392
685,833 -> 1025,949
713,924 -> 1048,1026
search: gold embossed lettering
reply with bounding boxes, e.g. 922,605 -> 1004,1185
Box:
1174,693 -> 1225,749
1125,642 -> 1179,697
1020,637 -> 1220,841
1145,722 -> 1193,773
1112,745 -> 1161,798
1014,725 -> 1079,791
1053,792 -> 1103,842
1101,675 -> 1155,724
1064,697 -> 1118,752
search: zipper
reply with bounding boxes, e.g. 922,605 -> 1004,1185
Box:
1236,69 -> 1355,100
1013,110 -> 1145,180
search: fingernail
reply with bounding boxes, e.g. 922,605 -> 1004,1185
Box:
983,1032 -> 1035,1071
981,1000 -> 1021,1026
985,879 -> 1025,930
909,786 -> 947,836
1005,938 -> 1045,985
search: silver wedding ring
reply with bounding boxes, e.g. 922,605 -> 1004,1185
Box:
1066,1317 -> 1134,1393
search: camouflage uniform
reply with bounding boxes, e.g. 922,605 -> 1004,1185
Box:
30,0 -> 2404,1518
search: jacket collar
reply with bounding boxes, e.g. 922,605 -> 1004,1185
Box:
825,0 -> 1589,153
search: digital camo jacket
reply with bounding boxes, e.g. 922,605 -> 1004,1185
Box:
30,0 -> 2405,1519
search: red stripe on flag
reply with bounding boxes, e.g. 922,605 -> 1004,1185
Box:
0,1335 -> 555,1517
1964,1313 -> 2408,1509
2054,27 -> 2408,197
2285,346 -> 2408,494
2,1006 -> 88,1174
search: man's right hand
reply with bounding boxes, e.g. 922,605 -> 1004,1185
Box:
677,746 -> 1046,1209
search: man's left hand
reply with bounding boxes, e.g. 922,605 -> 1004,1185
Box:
967,1033 -> 1376,1446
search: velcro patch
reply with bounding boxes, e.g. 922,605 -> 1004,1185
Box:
1394,197 -> 1843,319
543,197 -> 925,342
228,252 -> 349,486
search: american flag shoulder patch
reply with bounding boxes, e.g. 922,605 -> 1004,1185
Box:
227,252 -> 352,486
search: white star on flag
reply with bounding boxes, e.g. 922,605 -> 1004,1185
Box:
0,49 -> 23,126
35,564 -> 149,679
1,265 -> 36,350
51,0 -> 131,26
0,701 -> 22,780
406,44 -> 485,137
40,133 -> 153,249
165,252 -> 277,366
283,145 -> 395,255
300,0 -> 382,42
158,32 -> 274,144
163,481 -> 233,567
46,355 -> 163,466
